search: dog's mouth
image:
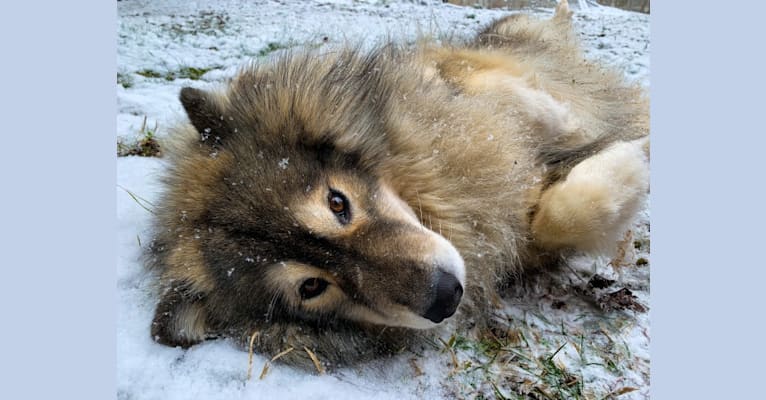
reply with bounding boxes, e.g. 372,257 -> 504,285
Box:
386,305 -> 446,329
344,300 -> 458,330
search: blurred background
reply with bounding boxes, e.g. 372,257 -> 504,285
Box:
445,0 -> 650,13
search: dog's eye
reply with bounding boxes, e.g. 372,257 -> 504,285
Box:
329,192 -> 346,214
300,278 -> 329,300
328,190 -> 351,224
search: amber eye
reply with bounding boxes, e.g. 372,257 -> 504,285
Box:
329,195 -> 344,213
300,278 -> 329,300
328,190 -> 351,224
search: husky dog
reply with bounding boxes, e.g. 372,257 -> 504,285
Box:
147,0 -> 648,370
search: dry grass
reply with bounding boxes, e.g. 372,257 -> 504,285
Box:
436,224 -> 650,399
258,347 -> 296,380
118,184 -> 155,214
117,116 -> 162,157
304,347 -> 326,375
246,330 -> 261,381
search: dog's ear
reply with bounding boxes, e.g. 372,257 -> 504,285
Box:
180,87 -> 231,145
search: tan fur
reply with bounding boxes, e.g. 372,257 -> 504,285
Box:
170,302 -> 208,343
154,142 -> 233,294
164,242 -> 215,293
290,174 -> 372,239
426,48 -> 530,88
163,151 -> 234,222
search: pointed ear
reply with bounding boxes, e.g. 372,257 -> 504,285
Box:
180,87 -> 230,144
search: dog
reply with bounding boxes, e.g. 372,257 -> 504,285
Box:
146,0 -> 649,370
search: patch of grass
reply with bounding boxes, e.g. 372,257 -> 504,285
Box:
170,66 -> 217,81
604,358 -> 619,374
117,116 -> 162,157
135,66 -> 218,81
437,316 -> 639,399
536,343 -> 583,399
117,73 -> 134,88
258,42 -> 289,57
161,10 -> 230,37
633,235 -> 650,252
453,334 -> 473,351
425,249 -> 649,398
635,257 -> 648,266
466,13 -> 476,19
136,69 -> 163,79
180,66 -> 210,80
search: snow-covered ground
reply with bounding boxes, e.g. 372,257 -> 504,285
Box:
117,1 -> 650,399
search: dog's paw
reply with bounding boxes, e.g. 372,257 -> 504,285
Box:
532,138 -> 649,253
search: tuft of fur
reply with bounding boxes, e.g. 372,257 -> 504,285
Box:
146,5 -> 649,371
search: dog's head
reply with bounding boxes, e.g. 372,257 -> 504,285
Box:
151,52 -> 464,354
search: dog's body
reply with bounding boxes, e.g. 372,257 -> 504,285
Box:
148,1 -> 649,369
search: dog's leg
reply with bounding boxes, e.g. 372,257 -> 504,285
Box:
531,137 -> 649,254
554,0 -> 573,22
475,0 -> 573,48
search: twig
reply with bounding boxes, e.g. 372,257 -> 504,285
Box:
303,347 -> 325,375
409,358 -> 424,377
438,337 -> 459,372
246,330 -> 260,380
259,347 -> 295,380
601,386 -> 638,399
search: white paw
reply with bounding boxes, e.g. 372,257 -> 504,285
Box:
563,138 -> 649,251
533,137 -> 649,254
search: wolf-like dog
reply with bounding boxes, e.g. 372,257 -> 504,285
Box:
147,0 -> 649,370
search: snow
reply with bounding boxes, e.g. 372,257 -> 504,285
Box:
117,1 -> 650,399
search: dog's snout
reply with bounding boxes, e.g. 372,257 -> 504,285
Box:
422,270 -> 463,323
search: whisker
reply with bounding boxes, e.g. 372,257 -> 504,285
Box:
265,292 -> 280,322
415,190 -> 425,232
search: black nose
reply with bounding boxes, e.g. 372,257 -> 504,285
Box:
422,270 -> 463,323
